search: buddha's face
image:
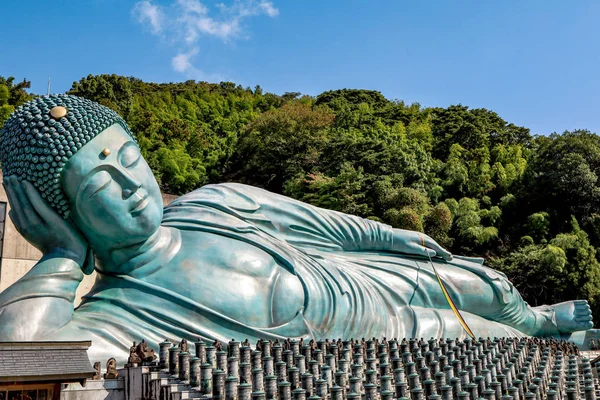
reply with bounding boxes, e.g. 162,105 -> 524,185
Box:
62,124 -> 163,246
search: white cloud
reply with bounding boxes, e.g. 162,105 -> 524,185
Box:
172,49 -> 226,82
172,48 -> 199,73
177,0 -> 208,15
132,0 -> 279,79
132,1 -> 163,34
259,1 -> 279,17
185,12 -> 239,40
175,0 -> 280,42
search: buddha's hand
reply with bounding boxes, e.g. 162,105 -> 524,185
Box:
392,229 -> 452,261
3,176 -> 87,266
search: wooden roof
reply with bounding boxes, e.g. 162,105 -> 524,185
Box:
0,341 -> 96,383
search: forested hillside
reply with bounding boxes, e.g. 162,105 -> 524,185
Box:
3,74 -> 600,319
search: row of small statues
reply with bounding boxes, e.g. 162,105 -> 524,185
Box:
91,359 -> 118,380
90,340 -> 158,380
81,336 -> 600,400
85,337 -> 584,390
120,336 -> 584,368
168,336 -> 582,358
159,335 -> 591,399
105,335 -> 584,384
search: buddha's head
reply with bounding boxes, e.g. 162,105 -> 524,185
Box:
0,95 -> 163,248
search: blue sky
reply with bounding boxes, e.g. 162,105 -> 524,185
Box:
1,0 -> 599,135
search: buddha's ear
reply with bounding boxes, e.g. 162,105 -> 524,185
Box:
81,246 -> 95,275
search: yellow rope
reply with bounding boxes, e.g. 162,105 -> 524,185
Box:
421,234 -> 476,339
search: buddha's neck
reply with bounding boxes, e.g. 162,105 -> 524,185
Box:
94,226 -> 181,277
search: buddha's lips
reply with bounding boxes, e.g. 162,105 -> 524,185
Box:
131,193 -> 149,214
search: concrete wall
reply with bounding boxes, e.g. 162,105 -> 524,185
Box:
61,379 -> 124,400
0,172 -> 179,305
0,171 -> 41,292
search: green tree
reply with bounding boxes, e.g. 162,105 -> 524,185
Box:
68,74 -> 134,119
525,212 -> 550,242
447,197 -> 499,253
229,102 -> 335,192
284,163 -> 371,217
0,85 -> 13,123
0,76 -> 32,107
424,202 -> 453,247
0,76 -> 32,125
494,218 -> 600,313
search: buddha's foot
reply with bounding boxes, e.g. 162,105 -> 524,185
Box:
534,300 -> 593,335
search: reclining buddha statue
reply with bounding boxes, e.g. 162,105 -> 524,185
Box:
0,95 -> 595,362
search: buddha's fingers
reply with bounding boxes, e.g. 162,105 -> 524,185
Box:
422,235 -> 452,260
4,176 -> 34,231
408,243 -> 436,259
22,181 -> 61,225
452,255 -> 485,265
3,181 -> 20,227
11,177 -> 49,229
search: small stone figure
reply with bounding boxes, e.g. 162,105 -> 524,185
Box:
256,340 -> 263,351
213,339 -> 223,351
242,338 -> 250,347
128,341 -> 142,365
136,339 -> 157,362
589,338 -> 598,351
104,358 -> 119,379
180,339 -> 189,353
92,362 -> 101,380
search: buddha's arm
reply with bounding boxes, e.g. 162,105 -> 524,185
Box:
0,177 -> 87,340
213,183 -> 451,258
0,255 -> 83,341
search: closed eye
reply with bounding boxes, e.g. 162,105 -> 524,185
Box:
84,170 -> 112,199
91,179 -> 111,197
125,154 -> 140,169
119,142 -> 141,169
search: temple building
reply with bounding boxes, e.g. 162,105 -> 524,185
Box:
0,341 -> 96,400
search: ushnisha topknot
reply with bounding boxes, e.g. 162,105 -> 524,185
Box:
0,94 -> 136,219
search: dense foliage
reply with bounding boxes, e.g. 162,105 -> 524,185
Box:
3,74 -> 600,321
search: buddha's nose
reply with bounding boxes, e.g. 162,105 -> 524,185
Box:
123,187 -> 140,199
121,173 -> 142,199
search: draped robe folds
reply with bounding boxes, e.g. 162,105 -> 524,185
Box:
28,183 -> 526,361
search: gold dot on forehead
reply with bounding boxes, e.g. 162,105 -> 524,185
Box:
102,148 -> 111,157
50,106 -> 67,120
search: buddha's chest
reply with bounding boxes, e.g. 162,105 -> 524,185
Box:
147,231 -> 305,328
